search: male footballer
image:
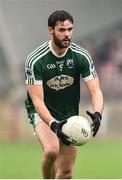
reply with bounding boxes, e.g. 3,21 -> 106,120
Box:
25,10 -> 104,179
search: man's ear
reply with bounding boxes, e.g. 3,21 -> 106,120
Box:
48,26 -> 53,35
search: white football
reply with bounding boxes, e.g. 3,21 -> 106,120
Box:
62,116 -> 92,146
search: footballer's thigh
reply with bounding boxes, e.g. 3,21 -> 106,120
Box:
55,143 -> 78,178
34,114 -> 60,156
34,115 -> 60,179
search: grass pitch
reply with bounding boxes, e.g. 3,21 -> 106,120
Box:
0,139 -> 122,179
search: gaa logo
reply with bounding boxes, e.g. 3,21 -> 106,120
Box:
47,64 -> 56,69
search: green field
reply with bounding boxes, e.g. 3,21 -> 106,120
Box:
0,139 -> 122,179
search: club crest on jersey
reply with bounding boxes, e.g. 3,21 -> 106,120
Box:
67,59 -> 74,68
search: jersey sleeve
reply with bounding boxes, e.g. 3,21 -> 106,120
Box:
25,57 -> 43,85
79,52 -> 97,81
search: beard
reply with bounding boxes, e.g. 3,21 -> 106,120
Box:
53,32 -> 71,48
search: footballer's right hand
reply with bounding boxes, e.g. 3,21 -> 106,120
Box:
49,120 -> 71,145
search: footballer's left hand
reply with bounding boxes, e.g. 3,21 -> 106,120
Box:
86,111 -> 102,137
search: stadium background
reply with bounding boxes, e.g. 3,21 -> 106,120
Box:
0,0 -> 122,179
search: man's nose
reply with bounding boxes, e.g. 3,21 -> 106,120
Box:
65,30 -> 70,37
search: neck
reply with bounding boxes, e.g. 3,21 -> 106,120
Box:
51,40 -> 67,55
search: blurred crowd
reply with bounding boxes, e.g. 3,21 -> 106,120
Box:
95,30 -> 122,99
79,21 -> 122,100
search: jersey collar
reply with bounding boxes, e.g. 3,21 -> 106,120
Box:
49,40 -> 69,58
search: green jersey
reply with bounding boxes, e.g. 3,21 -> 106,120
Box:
25,41 -> 97,121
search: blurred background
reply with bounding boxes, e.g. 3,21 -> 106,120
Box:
0,0 -> 122,179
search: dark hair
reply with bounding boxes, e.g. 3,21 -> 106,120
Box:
48,10 -> 73,28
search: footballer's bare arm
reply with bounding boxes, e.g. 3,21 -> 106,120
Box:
27,84 -> 71,144
85,77 -> 104,114
26,84 -> 53,125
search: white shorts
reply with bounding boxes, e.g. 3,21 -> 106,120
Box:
28,112 -> 43,128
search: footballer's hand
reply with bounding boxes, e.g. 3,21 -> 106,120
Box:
86,111 -> 102,137
50,120 -> 71,145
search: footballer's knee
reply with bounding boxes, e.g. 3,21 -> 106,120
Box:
44,146 -> 59,161
56,167 -> 73,179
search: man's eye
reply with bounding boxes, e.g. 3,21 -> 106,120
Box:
59,29 -> 65,32
68,28 -> 73,31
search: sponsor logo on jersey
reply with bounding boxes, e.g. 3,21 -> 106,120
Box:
47,75 -> 74,91
47,64 -> 56,69
67,59 -> 74,68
